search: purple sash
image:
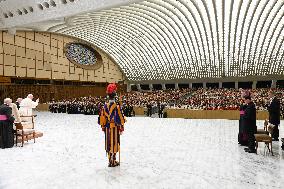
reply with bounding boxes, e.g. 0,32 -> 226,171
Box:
0,115 -> 8,121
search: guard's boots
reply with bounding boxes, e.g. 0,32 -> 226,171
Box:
112,154 -> 120,167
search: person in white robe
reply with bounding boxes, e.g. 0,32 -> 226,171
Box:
10,103 -> 21,123
9,101 -> 21,132
19,94 -> 39,129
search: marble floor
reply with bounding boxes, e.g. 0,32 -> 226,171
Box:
0,112 -> 283,189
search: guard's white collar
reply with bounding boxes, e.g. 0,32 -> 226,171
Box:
109,100 -> 115,103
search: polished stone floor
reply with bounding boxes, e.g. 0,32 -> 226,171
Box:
0,112 -> 283,189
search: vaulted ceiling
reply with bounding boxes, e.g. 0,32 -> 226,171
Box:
1,0 -> 284,81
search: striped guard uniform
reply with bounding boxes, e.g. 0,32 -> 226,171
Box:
98,101 -> 125,155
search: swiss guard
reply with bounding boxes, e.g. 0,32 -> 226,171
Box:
98,83 -> 125,167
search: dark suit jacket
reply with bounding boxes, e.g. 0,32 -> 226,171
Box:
243,102 -> 256,134
15,102 -> 20,109
268,97 -> 280,125
0,104 -> 15,122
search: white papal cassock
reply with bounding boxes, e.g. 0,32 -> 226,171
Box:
19,98 -> 38,129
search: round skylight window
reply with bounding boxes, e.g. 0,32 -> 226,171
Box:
64,42 -> 102,69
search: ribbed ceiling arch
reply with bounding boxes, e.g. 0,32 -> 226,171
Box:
49,0 -> 284,81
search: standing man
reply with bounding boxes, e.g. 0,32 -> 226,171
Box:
243,95 -> 257,153
98,83 -> 125,167
157,102 -> 164,118
15,98 -> 22,109
19,94 -> 39,116
238,89 -> 249,146
146,103 -> 152,117
10,101 -> 21,123
19,94 -> 39,129
0,98 -> 15,149
238,99 -> 248,146
267,91 -> 280,141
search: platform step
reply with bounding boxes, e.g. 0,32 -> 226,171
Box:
15,132 -> 43,143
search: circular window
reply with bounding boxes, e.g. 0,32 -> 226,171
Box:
65,43 -> 102,69
61,0 -> 67,4
4,13 -> 8,18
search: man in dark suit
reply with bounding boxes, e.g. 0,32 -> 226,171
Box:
243,95 -> 257,153
146,103 -> 152,117
15,98 -> 22,109
267,91 -> 280,141
157,102 -> 164,118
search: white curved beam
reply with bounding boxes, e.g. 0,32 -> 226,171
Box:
20,0 -> 284,81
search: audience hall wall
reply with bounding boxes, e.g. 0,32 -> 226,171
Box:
0,31 -> 125,83
0,84 -> 106,103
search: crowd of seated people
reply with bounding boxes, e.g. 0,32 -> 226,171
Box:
122,88 -> 284,112
48,88 -> 284,118
49,96 -> 103,115
122,88 -> 193,108
121,89 -> 192,117
48,96 -> 136,117
183,88 -> 284,111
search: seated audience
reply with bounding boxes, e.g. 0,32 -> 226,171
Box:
48,88 -> 284,118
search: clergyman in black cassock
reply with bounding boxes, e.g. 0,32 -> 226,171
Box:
243,96 -> 256,153
238,103 -> 248,146
0,98 -> 15,149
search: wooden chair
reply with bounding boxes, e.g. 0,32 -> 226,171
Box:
20,115 -> 37,129
254,134 -> 273,155
254,120 -> 273,155
257,119 -> 269,135
14,122 -> 36,147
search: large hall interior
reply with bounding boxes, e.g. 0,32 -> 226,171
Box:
0,0 -> 283,189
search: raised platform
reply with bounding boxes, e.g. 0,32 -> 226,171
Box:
133,107 -> 271,120
166,109 -> 270,120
